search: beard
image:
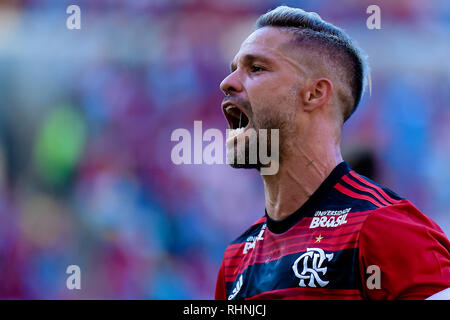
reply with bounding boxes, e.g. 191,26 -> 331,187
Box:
226,96 -> 296,171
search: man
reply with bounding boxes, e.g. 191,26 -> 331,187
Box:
215,6 -> 450,300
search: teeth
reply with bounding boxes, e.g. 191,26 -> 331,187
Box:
225,105 -> 237,113
225,104 -> 247,135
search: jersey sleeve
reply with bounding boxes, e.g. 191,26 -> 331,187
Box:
215,260 -> 227,300
359,201 -> 450,300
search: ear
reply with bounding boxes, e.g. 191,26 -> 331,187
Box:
302,78 -> 333,112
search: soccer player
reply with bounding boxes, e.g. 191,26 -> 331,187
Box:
215,6 -> 450,300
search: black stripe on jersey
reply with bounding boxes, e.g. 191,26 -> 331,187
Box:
338,179 -> 388,208
336,172 -> 406,210
346,172 -> 404,202
225,248 -> 362,300
316,186 -> 380,215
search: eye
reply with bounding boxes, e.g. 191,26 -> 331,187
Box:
250,65 -> 265,73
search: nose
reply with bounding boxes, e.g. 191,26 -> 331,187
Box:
220,71 -> 243,96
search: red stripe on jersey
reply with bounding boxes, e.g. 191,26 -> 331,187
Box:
224,242 -> 247,254
349,171 -> 401,204
264,228 -> 360,255
245,287 -> 363,300
224,213 -> 370,262
224,241 -> 360,281
224,221 -> 364,262
223,218 -> 266,254
224,226 -> 356,259
224,237 -> 361,281
223,245 -> 244,258
334,183 -> 384,208
342,175 -> 391,206
225,234 -> 358,270
252,216 -> 267,226
225,211 -> 371,255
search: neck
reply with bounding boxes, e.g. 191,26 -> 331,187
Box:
262,138 -> 343,221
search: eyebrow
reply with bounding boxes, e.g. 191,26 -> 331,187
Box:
230,54 -> 273,73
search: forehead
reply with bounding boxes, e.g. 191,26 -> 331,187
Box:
231,27 -> 304,71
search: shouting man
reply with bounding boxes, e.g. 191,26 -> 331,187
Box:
215,6 -> 450,300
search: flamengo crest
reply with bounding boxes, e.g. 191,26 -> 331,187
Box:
292,248 -> 334,288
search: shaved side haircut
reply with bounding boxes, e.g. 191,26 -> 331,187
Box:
255,6 -> 369,122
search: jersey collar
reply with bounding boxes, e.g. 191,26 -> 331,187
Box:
265,161 -> 350,234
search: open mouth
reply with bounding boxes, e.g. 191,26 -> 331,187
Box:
223,104 -> 250,139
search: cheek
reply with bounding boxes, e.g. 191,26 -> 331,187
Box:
247,78 -> 283,99
253,98 -> 298,135
247,74 -> 297,102
246,83 -> 280,116
249,83 -> 297,114
244,75 -> 299,125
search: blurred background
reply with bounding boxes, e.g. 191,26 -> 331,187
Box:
0,0 -> 448,299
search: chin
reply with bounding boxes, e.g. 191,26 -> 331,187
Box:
226,144 -> 261,169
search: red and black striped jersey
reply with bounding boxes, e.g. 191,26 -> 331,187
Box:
215,162 -> 450,300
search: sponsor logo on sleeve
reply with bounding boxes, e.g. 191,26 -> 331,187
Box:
228,274 -> 243,300
243,224 -> 266,254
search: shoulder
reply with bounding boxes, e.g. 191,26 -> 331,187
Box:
229,216 -> 267,245
332,169 -> 404,212
347,173 -> 450,299
359,198 -> 450,266
360,199 -> 447,242
221,216 -> 267,263
341,170 -> 450,277
358,200 -> 450,299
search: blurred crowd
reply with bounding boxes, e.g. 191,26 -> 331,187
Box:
0,0 -> 448,299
